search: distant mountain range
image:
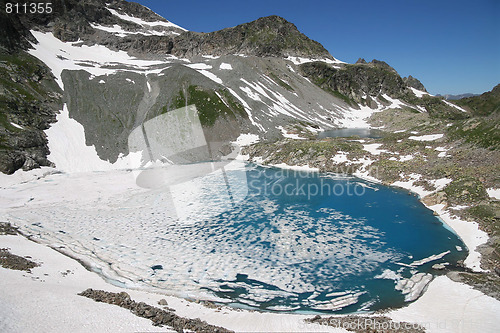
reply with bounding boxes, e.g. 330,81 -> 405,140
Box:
436,93 -> 480,100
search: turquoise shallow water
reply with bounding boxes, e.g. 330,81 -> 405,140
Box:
199,165 -> 467,313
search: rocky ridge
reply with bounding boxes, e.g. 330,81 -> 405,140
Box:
78,288 -> 234,333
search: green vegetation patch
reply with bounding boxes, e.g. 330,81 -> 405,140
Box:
447,118 -> 500,150
168,85 -> 247,127
466,205 -> 499,228
370,159 -> 408,183
443,176 -> 488,204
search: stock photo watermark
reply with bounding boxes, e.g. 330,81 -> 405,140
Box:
247,166 -> 380,200
299,316 -> 471,332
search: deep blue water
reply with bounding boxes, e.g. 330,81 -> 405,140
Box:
197,165 -> 466,313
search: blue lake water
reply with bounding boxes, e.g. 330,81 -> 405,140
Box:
9,163 -> 467,314
196,165 -> 466,313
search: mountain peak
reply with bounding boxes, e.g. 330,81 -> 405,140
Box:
169,14 -> 333,59
403,75 -> 427,92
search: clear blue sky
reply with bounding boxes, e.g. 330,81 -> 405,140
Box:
135,0 -> 499,95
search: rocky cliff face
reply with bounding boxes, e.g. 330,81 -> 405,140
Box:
403,75 -> 427,92
0,51 -> 62,174
299,60 -> 408,104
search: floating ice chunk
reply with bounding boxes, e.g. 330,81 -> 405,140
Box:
311,292 -> 364,311
374,269 -> 401,280
270,163 -> 319,172
409,251 -> 450,267
265,305 -> 301,311
395,273 -> 433,301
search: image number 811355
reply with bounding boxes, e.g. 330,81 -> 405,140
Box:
5,2 -> 53,14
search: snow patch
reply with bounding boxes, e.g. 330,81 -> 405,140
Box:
410,87 -> 430,98
443,100 -> 468,113
486,188 -> 500,200
286,56 -> 345,65
44,105 -> 140,173
429,178 -> 452,191
106,8 -> 186,31
198,70 -> 223,84
389,275 -> 500,333
186,63 -> 212,70
277,126 -> 305,140
27,31 -> 165,88
10,122 -> 23,129
219,63 -> 233,70
233,133 -> 260,147
392,173 -> 433,198
363,143 -> 388,155
408,134 -> 444,141
331,151 -> 349,163
428,204 -> 488,272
